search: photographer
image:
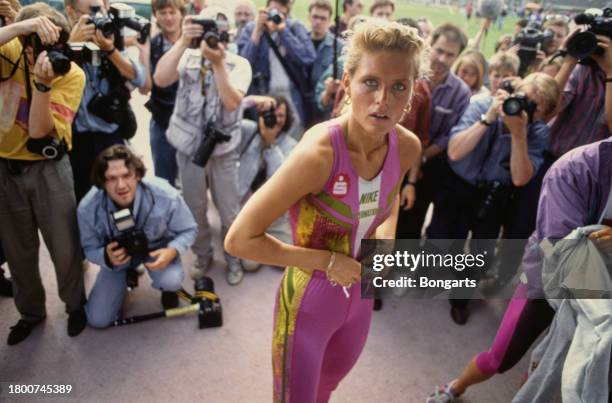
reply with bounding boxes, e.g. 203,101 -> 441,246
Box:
0,2 -> 87,345
428,73 -> 559,324
78,145 -> 197,328
236,0 -> 316,137
239,95 -> 296,250
64,0 -> 146,202
138,0 -> 184,187
154,7 -> 252,286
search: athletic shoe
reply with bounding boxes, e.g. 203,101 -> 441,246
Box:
67,307 -> 86,337
226,260 -> 244,286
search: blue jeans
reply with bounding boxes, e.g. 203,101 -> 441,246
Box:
150,119 -> 178,188
85,259 -> 184,328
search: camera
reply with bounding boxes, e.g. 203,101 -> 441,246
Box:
189,17 -> 229,49
192,122 -> 232,167
195,276 -> 223,329
25,137 -> 68,160
267,8 -> 283,24
26,30 -> 72,76
261,106 -> 277,129
0,16 -> 5,27
476,181 -> 509,221
68,42 -> 102,67
502,93 -> 537,122
500,79 -> 515,94
88,4 -> 151,47
111,209 -> 150,262
567,8 -> 612,60
513,26 -> 554,75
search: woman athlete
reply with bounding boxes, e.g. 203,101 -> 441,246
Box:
225,20 -> 425,403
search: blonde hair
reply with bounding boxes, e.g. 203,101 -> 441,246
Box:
489,52 -> 520,75
344,19 -> 428,79
452,49 -> 485,92
16,2 -> 70,34
516,72 -> 560,117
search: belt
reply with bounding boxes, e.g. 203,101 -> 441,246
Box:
0,156 -> 43,175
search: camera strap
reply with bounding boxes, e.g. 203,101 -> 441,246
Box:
0,52 -> 21,83
263,31 -> 307,96
23,51 -> 32,110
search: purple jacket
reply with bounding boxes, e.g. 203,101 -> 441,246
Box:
522,138 -> 612,296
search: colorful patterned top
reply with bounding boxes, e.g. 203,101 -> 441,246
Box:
289,122 -> 403,260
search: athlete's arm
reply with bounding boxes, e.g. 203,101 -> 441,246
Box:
225,123 -> 360,284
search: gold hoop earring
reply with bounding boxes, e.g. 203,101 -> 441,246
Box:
344,95 -> 352,106
404,103 -> 412,114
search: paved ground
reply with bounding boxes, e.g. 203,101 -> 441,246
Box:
0,91 -> 539,403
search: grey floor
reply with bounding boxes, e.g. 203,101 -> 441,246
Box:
0,92 -> 537,403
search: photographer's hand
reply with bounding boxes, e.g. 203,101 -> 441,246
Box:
593,35 -> 612,75
18,16 -> 60,45
93,28 -> 114,52
588,226 -> 612,254
0,0 -> 16,25
503,110 -> 533,186
201,40 -> 225,66
179,16 -> 204,48
69,14 -> 95,43
106,242 -> 131,267
145,248 -> 178,271
258,116 -> 281,146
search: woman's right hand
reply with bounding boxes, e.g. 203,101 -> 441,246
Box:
327,253 -> 361,287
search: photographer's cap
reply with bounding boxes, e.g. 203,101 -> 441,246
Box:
199,4 -> 234,28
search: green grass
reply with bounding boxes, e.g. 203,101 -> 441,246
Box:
255,0 -> 516,57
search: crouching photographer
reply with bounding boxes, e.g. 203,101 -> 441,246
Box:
64,0 -> 147,202
237,95 -> 296,271
0,2 -> 87,345
428,73 -> 560,324
78,145 -> 198,328
154,7 -> 252,286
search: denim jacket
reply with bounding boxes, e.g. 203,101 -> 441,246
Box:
77,176 -> 198,271
237,20 -> 316,121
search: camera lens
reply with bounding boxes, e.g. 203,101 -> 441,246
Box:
567,31 -> 598,59
503,98 -> 522,116
204,31 -> 219,49
48,51 -> 71,75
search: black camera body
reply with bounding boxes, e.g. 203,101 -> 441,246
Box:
261,106 -> 277,129
189,18 -> 229,49
111,209 -> 150,262
27,30 -> 72,76
267,8 -> 283,24
25,137 -> 68,160
192,122 -> 232,167
195,277 -> 223,329
88,4 -> 151,49
567,8 -> 612,60
514,26 -> 554,75
502,93 -> 537,122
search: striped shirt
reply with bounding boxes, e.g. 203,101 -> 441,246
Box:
428,72 -> 471,151
549,64 -> 611,158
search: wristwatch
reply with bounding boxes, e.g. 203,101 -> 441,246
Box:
480,114 -> 492,127
33,80 -> 51,93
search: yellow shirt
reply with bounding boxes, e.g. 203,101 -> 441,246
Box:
0,38 -> 85,160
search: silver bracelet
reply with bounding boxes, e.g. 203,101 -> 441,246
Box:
326,251 -> 337,286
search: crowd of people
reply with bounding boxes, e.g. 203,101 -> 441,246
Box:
0,0 -> 611,401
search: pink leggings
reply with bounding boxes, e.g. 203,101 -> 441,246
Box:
475,283 -> 554,374
273,269 -> 373,403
